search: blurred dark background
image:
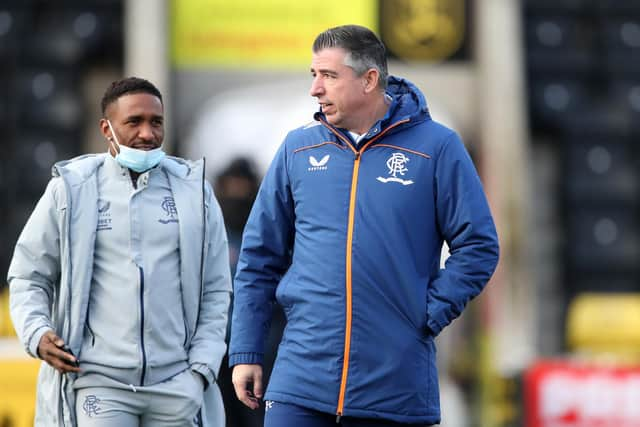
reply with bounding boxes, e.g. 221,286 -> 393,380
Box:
0,0 -> 124,280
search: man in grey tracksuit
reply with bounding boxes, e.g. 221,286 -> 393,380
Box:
8,77 -> 232,426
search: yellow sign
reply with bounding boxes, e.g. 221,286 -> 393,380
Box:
380,0 -> 465,61
0,359 -> 40,427
567,293 -> 640,359
171,0 -> 378,69
1,288 -> 16,337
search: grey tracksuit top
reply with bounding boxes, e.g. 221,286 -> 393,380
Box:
77,155 -> 188,387
8,153 -> 232,426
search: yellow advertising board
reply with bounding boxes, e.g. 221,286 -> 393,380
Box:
171,0 -> 378,68
0,357 -> 40,427
1,290 -> 39,426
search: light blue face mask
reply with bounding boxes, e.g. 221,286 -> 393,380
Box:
107,120 -> 166,173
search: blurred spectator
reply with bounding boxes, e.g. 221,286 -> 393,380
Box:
214,158 -> 260,277
214,157 -> 286,427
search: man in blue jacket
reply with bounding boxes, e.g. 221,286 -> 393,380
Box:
229,25 -> 499,427
9,77 -> 232,426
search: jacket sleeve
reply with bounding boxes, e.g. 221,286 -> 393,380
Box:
188,182 -> 233,386
427,132 -> 499,336
8,178 -> 64,358
228,141 -> 294,366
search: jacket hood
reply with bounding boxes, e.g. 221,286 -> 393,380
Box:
52,153 -> 204,184
52,153 -> 106,183
384,76 -> 431,125
161,155 -> 204,181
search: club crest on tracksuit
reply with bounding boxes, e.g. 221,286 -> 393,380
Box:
377,152 -> 414,185
82,395 -> 101,417
158,196 -> 179,224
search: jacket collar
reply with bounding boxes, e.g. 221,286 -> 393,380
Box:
52,153 -> 204,184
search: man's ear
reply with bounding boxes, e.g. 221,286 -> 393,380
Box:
99,118 -> 111,140
363,68 -> 380,94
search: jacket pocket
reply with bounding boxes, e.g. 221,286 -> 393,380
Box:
275,269 -> 296,310
85,320 -> 95,347
183,318 -> 189,347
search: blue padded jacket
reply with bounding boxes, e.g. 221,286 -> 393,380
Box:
229,76 -> 499,424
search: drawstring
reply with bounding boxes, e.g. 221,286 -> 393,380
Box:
128,384 -> 138,393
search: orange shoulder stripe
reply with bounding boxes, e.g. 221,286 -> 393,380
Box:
371,144 -> 431,159
293,141 -> 346,154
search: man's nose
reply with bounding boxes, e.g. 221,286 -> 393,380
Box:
138,123 -> 155,140
310,77 -> 323,97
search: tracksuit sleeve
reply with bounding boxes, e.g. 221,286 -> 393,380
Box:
188,184 -> 232,386
8,178 -> 63,358
427,132 -> 499,336
228,141 -> 295,366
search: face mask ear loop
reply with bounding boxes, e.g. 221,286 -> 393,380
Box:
106,120 -> 121,154
107,138 -> 119,155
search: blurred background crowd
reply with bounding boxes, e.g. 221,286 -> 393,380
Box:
2,1 -> 640,426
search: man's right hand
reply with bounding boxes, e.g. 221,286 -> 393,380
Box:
232,364 -> 263,410
38,330 -> 81,374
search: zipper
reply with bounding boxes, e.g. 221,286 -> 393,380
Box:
197,157 -> 206,329
58,171 -> 73,350
58,170 -> 73,426
336,150 -> 360,418
330,118 -> 410,418
138,266 -> 147,386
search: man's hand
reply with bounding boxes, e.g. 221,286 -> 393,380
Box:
232,364 -> 263,410
38,331 -> 80,374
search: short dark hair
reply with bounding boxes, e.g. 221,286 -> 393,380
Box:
312,25 -> 388,90
100,77 -> 163,116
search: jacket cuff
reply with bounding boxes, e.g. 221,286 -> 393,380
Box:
28,326 -> 53,359
228,352 -> 263,367
190,363 -> 214,389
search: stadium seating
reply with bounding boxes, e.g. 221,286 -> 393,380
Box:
0,0 -> 122,298
524,0 -> 640,309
